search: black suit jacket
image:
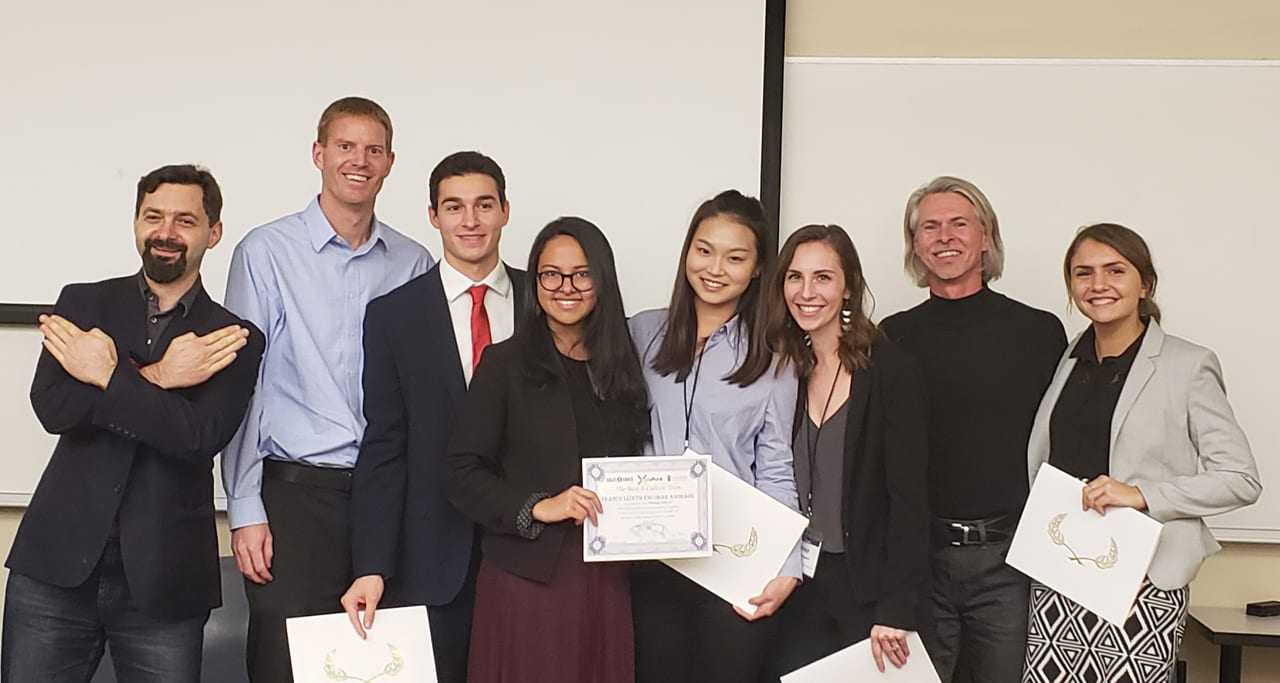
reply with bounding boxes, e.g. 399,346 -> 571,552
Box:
445,335 -> 646,584
350,264 -> 525,606
796,338 -> 931,630
6,275 -> 264,619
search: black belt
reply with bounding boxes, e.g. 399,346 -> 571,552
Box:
936,514 -> 1013,546
263,459 -> 353,493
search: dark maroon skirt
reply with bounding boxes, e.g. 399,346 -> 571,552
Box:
467,527 -> 633,683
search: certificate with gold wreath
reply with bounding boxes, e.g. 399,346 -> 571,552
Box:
286,606 -> 437,682
663,461 -> 809,615
1007,463 -> 1162,627
582,455 -> 713,562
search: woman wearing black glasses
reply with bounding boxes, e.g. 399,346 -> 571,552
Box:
447,217 -> 651,683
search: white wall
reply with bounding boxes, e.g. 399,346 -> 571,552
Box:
781,57 -> 1280,541
0,0 -> 769,503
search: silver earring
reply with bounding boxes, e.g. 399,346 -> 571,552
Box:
841,298 -> 853,332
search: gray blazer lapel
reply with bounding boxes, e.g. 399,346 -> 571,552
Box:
1109,321 -> 1164,452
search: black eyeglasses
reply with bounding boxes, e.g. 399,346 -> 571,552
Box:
537,270 -> 594,292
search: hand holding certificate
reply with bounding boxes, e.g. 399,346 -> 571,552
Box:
663,461 -> 808,615
581,455 -> 712,561
286,606 -> 437,683
1006,463 -> 1162,627
780,632 -> 940,682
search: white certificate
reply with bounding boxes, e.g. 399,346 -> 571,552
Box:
285,606 -> 437,683
781,632 -> 940,682
1006,463 -> 1162,627
582,455 -> 712,562
663,461 -> 808,614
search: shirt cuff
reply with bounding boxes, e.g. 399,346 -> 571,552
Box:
227,494 -> 268,529
779,539 -> 804,579
516,492 -> 550,540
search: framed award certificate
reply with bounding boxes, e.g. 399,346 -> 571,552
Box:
581,455 -> 713,562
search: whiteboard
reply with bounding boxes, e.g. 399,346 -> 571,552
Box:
0,0 -> 767,505
781,58 -> 1280,542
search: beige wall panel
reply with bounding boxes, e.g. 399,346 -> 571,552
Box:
787,0 -> 1280,59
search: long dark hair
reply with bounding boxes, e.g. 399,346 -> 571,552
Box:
519,217 -> 651,446
650,190 -> 775,386
766,225 -> 880,379
1064,222 -> 1161,324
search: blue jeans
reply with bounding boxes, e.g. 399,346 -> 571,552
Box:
2,539 -> 207,683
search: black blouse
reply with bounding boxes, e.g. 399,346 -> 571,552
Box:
562,355 -> 615,461
1048,325 -> 1146,480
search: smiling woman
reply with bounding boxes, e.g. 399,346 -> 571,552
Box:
628,190 -> 801,683
446,217 -> 650,683
762,224 -> 931,679
1024,222 -> 1261,683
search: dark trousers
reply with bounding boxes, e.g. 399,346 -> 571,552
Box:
768,552 -> 876,681
632,563 -> 777,683
243,470 -> 351,683
924,537 -> 1029,683
381,541 -> 480,683
1,538 -> 207,683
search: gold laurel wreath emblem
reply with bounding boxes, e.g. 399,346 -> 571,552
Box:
1048,513 -> 1119,569
323,643 -> 405,682
712,527 -> 758,557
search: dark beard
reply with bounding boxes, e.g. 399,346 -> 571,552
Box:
142,239 -> 188,283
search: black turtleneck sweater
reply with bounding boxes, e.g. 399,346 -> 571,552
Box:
880,287 -> 1066,519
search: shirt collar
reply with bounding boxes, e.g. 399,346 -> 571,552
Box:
302,196 -> 387,254
439,258 -> 512,303
1070,323 -> 1147,364
705,313 -> 745,352
136,270 -> 203,318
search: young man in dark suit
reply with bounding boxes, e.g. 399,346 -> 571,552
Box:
341,151 -> 524,683
2,164 -> 265,682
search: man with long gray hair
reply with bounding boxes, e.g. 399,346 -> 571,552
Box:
880,176 -> 1066,682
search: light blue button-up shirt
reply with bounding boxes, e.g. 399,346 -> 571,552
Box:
222,198 -> 433,528
628,308 -> 802,577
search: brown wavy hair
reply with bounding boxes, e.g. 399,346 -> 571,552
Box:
766,224 -> 880,379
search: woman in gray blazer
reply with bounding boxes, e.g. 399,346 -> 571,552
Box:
1022,223 -> 1260,683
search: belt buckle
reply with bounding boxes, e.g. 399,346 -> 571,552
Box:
950,522 -> 973,546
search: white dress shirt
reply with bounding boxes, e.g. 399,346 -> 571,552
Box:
438,258 -> 516,384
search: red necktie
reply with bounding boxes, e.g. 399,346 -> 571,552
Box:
468,284 -> 491,372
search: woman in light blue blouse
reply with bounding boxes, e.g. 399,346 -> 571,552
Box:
628,189 -> 800,683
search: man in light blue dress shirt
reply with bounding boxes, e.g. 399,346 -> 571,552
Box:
221,97 -> 433,682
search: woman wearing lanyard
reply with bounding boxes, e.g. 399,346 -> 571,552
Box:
764,224 -> 931,679
1022,223 -> 1260,683
447,217 -> 651,683
628,189 -> 800,682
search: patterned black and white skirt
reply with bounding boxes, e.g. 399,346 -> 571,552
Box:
1023,579 -> 1189,683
